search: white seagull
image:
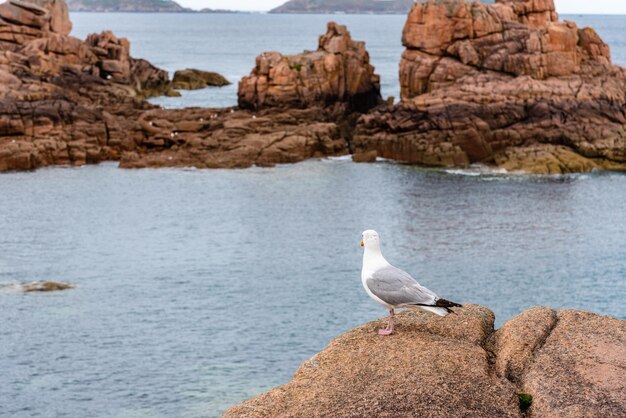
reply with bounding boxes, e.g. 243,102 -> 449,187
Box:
360,230 -> 462,335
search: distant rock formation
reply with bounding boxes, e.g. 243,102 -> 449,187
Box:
126,22 -> 383,169
172,69 -> 230,90
0,0 -> 171,171
352,0 -> 626,173
66,0 -> 188,12
0,1 -> 371,171
225,305 -> 626,417
1,0 -> 625,174
0,0 -> 72,38
238,22 -> 382,112
271,0 -> 417,14
121,106 -> 351,169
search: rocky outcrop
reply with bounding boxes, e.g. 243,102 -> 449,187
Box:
2,0 -> 625,174
238,22 -> 382,112
172,68 -> 230,90
85,31 -> 172,97
123,21 -> 384,168
122,106 -> 350,169
0,0 -> 178,171
0,0 -> 71,48
352,0 -> 626,174
225,306 -> 626,417
0,6 -> 376,171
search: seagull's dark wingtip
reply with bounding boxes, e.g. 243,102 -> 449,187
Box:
436,298 -> 463,309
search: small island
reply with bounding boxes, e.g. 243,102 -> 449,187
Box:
270,0 -> 415,14
66,0 -> 241,13
67,0 -> 188,12
270,0 -> 495,14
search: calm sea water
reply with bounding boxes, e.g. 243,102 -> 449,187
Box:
1,12 -> 625,418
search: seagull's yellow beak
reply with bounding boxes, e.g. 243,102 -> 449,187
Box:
360,240 -> 364,247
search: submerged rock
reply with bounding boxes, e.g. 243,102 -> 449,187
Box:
172,68 -> 230,90
224,306 -> 626,417
352,0 -> 626,174
22,281 -> 74,292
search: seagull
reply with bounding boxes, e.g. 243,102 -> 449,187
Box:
360,230 -> 462,335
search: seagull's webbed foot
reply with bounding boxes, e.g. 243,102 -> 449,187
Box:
377,329 -> 393,336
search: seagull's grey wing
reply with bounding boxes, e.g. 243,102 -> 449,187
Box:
366,265 -> 438,307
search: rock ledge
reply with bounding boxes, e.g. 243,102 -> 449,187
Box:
225,305 -> 626,417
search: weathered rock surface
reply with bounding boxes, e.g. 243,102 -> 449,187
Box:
520,310 -> 626,417
238,22 -> 381,112
122,106 -> 350,169
22,281 -> 74,292
0,6 -> 370,171
113,19 -> 383,169
225,306 -> 626,417
2,0 -> 625,174
352,0 -> 626,174
0,0 -> 72,46
172,68 -> 230,90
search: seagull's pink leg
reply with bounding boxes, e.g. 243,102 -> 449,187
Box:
378,309 -> 395,335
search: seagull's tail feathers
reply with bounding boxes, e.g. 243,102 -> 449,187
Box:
410,299 -> 463,316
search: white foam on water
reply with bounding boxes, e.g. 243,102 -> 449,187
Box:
325,155 -> 353,161
0,282 -> 22,294
444,164 -> 511,177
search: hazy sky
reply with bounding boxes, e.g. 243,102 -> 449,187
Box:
177,0 -> 626,14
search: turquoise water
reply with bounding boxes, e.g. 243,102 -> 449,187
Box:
1,12 -> 626,418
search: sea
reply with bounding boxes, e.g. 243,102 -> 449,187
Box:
1,12 -> 625,418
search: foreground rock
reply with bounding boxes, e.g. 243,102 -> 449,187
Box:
172,68 -> 230,90
352,0 -> 626,174
22,281 -> 74,292
238,22 -> 382,112
489,307 -> 626,417
225,306 -> 626,417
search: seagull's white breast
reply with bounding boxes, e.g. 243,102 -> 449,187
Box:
361,255 -> 393,309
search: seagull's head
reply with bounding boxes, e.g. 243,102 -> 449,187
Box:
361,230 -> 380,249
